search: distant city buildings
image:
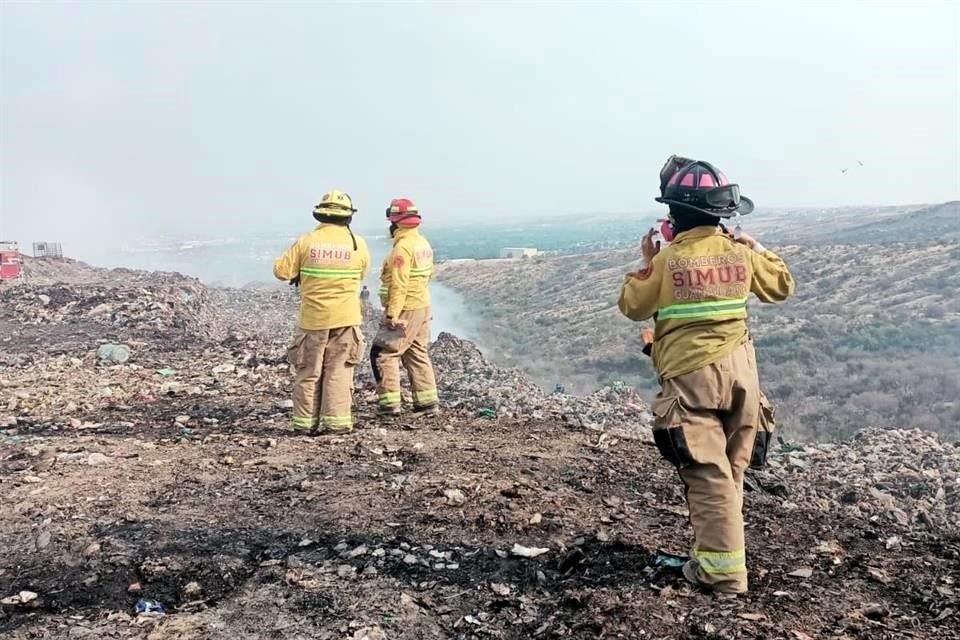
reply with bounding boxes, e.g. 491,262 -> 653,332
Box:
499,247 -> 539,260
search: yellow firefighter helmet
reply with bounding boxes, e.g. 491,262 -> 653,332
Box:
314,190 -> 357,218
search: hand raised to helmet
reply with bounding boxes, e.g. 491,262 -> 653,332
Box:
642,228 -> 661,264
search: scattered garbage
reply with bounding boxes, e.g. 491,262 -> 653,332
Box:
156,368 -> 175,376
477,407 -> 498,419
652,552 -> 688,569
134,599 -> 165,615
96,343 -> 131,363
1,591 -> 39,607
511,544 -> 550,558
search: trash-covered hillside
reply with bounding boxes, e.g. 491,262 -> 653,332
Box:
1,259 -> 958,639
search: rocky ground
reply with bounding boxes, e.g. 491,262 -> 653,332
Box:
1,258 -> 958,639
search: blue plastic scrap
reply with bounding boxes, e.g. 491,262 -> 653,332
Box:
653,552 -> 688,569
134,599 -> 166,615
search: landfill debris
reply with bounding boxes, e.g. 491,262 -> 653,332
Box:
134,599 -> 166,615
87,452 -> 112,466
788,567 -> 814,579
432,334 -> 653,436
511,544 -> 550,558
97,343 -> 131,363
443,488 -> 467,505
2,256 -> 959,640
1,591 -> 39,607
652,552 -> 688,569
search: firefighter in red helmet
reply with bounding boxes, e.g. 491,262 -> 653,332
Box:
371,198 -> 440,416
619,157 -> 795,594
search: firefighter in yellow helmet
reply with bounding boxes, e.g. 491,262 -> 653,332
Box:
619,157 -> 794,594
273,190 -> 371,433
371,198 -> 439,416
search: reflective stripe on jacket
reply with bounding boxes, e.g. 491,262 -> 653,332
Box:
274,224 -> 371,330
618,226 -> 794,380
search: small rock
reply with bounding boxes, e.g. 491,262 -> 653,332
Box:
490,582 -> 511,596
443,488 -> 467,506
787,456 -> 808,469
372,548 -> 386,558
529,513 -> 543,525
349,545 -> 368,558
83,542 -> 102,557
128,582 -> 142,594
863,603 -> 890,620
403,554 -> 419,565
174,415 -> 191,425
363,565 -> 379,576
277,399 -> 294,409
19,591 -> 39,604
87,453 -> 111,466
352,624 -> 387,640
334,542 -> 349,552
739,613 -> 766,621
336,564 -> 355,578
182,581 -> 202,597
36,530 -> 51,550
788,567 -> 814,579
868,568 -> 892,584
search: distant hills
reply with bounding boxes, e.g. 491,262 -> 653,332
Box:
436,201 -> 960,441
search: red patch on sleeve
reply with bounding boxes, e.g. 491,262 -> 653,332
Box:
393,255 -> 406,268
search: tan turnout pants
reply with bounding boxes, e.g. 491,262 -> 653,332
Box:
371,307 -> 438,410
287,326 -> 364,432
653,340 -> 760,593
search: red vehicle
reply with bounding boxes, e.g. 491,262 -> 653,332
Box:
0,241 -> 23,282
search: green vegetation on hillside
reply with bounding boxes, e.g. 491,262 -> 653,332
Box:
437,206 -> 960,441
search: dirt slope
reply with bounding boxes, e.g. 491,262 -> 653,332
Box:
1,261 -> 958,639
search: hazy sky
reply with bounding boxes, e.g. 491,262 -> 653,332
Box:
2,1 -> 958,245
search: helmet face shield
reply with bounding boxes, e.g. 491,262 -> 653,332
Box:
655,157 -> 754,217
703,184 -> 741,210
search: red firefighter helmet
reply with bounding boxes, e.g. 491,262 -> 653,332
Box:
385,198 -> 422,226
